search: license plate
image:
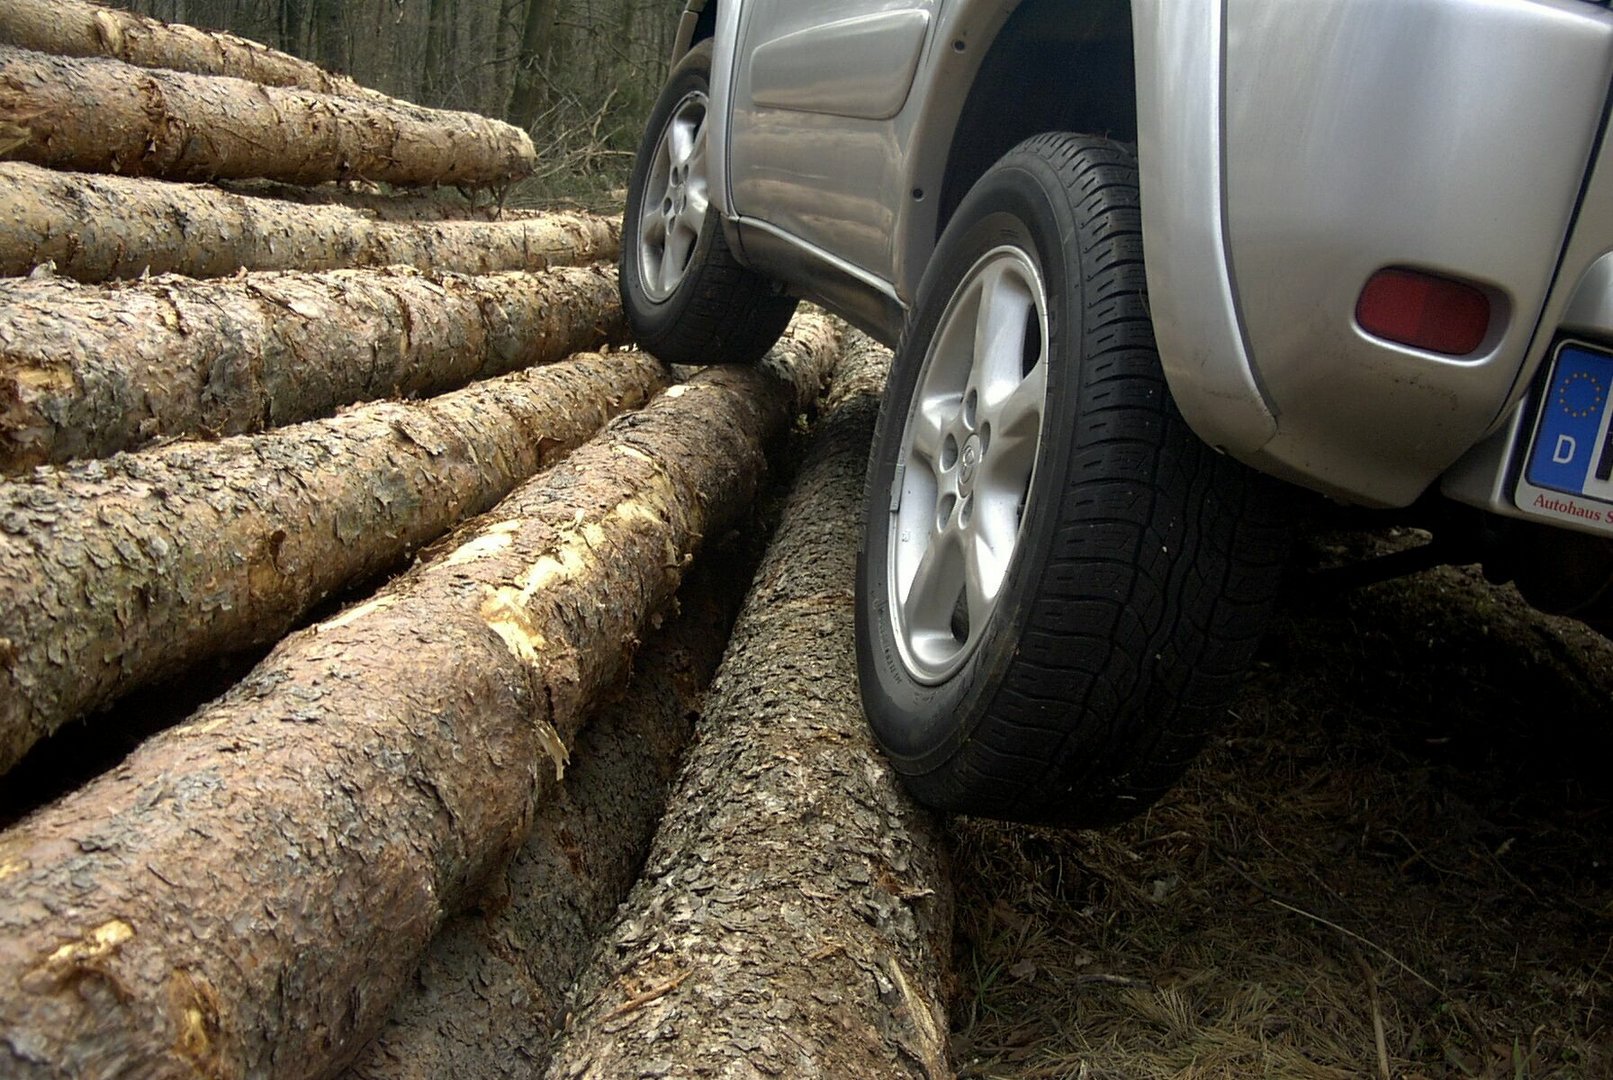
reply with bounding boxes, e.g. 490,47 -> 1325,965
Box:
1519,342 -> 1613,525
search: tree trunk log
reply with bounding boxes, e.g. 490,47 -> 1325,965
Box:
216,179 -> 562,222
0,264 -> 629,470
0,0 -> 374,100
341,537 -> 763,1080
0,45 -> 535,187
0,163 -> 619,283
506,0 -> 560,133
0,348 -> 671,778
544,331 -> 956,1080
0,314 -> 840,1080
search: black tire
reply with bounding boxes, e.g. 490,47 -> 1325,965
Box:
620,40 -> 798,366
855,134 -> 1288,826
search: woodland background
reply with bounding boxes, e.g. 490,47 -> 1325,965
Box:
119,0 -> 671,198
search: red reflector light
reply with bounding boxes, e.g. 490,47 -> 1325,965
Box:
1355,268 -> 1490,356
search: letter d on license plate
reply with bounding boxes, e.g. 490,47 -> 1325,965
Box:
1517,342 -> 1613,529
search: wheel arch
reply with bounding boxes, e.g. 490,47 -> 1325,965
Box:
899,0 -> 1138,304
670,0 -> 718,67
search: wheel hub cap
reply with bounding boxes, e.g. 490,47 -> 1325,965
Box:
959,436 -> 981,488
886,247 -> 1050,684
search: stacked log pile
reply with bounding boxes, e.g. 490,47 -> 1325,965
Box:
0,264 -> 627,467
0,6 -> 955,1078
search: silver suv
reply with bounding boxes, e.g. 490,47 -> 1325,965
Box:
622,0 -> 1613,825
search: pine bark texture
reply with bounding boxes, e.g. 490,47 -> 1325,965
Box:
0,163 -> 620,283
0,349 -> 670,778
217,179 -> 560,222
545,332 -> 956,1080
0,0 -> 375,99
0,314 -> 840,1080
0,264 -> 628,470
0,46 -> 535,187
341,547 -> 759,1080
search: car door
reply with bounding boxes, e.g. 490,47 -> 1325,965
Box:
726,0 -> 944,286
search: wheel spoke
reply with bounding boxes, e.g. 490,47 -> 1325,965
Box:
686,178 -> 710,220
640,204 -> 666,247
972,261 -> 1033,390
687,120 -> 709,181
902,526 -> 962,637
661,227 -> 689,292
907,397 -> 950,468
971,482 -> 1023,576
927,286 -> 978,397
668,115 -> 696,167
676,197 -> 706,242
961,521 -> 1006,637
986,358 -> 1046,450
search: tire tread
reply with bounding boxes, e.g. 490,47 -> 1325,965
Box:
867,133 -> 1287,826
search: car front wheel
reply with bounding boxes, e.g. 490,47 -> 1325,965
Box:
620,40 -> 798,366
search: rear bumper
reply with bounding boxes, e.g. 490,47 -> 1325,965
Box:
1140,0 -> 1613,509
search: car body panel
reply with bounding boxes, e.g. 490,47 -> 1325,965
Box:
714,0 -> 1030,340
1133,0 -> 1278,457
700,0 -> 1613,531
749,9 -> 932,120
1219,0 -> 1613,507
726,1 -> 944,286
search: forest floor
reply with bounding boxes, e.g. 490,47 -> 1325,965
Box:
950,526 -> 1613,1079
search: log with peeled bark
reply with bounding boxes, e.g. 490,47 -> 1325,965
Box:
545,331 -> 956,1080
0,163 -> 620,283
0,264 -> 628,470
0,46 -> 534,187
0,0 -> 374,99
0,313 -> 840,1080
0,348 -> 670,778
341,540 -> 762,1080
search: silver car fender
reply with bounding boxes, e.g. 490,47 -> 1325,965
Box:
1132,0 -> 1279,458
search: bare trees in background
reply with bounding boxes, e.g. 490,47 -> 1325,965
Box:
116,0 -> 672,188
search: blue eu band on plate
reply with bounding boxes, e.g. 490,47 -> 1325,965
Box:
1527,344 -> 1613,499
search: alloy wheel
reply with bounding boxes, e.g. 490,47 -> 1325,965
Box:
636,90 -> 710,302
886,246 -> 1050,684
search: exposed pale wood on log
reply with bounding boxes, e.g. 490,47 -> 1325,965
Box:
545,331 -> 956,1080
341,542 -> 762,1080
0,45 -> 534,187
0,0 -> 376,99
0,163 -> 619,283
0,313 -> 840,1080
0,349 -> 670,777
0,264 -> 628,469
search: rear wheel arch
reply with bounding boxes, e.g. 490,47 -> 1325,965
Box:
900,0 -> 1139,303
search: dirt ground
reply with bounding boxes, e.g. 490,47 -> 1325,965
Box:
951,527 -> 1613,1079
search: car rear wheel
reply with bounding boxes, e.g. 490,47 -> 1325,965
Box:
620,40 -> 798,366
855,133 -> 1288,826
